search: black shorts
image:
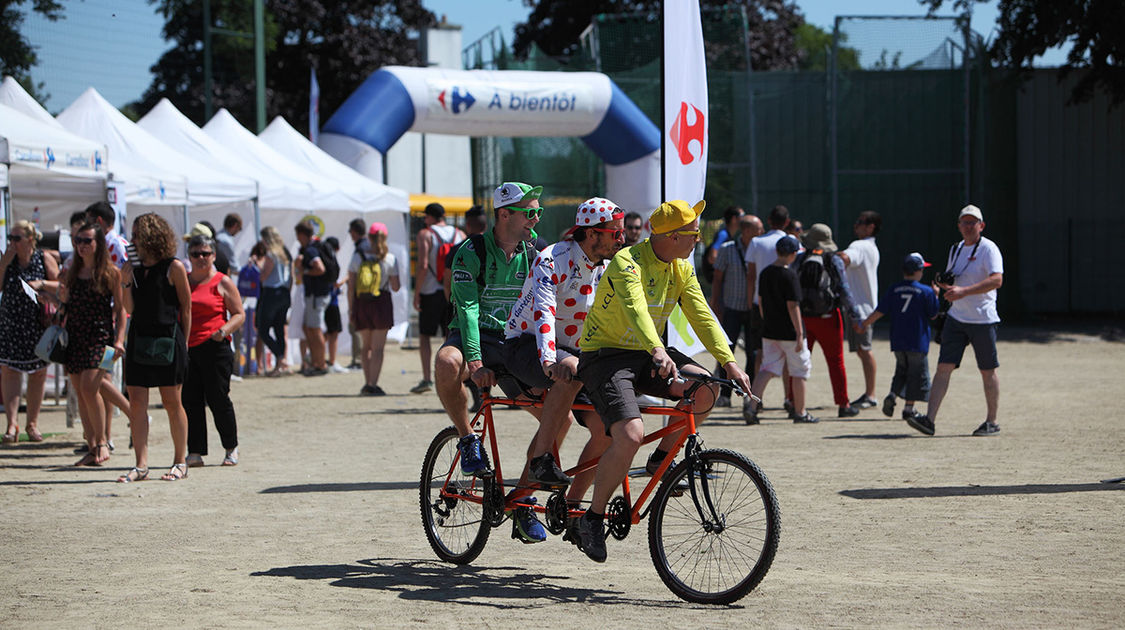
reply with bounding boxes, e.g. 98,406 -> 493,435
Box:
324,304 -> 342,334
577,347 -> 703,433
441,329 -> 522,398
502,333 -> 594,425
418,290 -> 449,337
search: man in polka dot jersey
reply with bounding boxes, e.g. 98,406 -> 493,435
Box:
501,197 -> 626,540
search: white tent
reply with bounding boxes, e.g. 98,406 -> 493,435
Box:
1,76 -> 63,127
0,102 -> 108,229
58,88 -> 258,242
259,116 -> 412,342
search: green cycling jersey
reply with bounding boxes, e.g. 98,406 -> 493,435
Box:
449,231 -> 534,363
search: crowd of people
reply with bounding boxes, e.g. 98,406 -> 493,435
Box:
0,187 -> 1005,550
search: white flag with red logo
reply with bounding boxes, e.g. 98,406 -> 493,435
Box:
664,0 -> 717,359
663,0 -> 708,202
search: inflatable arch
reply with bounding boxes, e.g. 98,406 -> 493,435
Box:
319,67 -> 661,214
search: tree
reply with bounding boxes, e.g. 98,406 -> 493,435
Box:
0,0 -> 63,104
133,0 -> 435,130
513,0 -> 804,71
794,23 -> 859,71
923,0 -> 1125,106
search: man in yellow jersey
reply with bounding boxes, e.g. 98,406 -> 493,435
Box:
570,200 -> 754,563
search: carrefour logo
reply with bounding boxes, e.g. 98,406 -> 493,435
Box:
437,87 -> 475,114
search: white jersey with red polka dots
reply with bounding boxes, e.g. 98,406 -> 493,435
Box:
505,239 -> 607,367
105,230 -> 130,269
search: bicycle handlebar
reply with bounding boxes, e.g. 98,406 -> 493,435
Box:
680,372 -> 761,405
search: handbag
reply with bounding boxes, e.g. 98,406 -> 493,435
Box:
35,324 -> 68,364
132,323 -> 179,366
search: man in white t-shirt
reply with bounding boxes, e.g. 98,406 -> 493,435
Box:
838,210 -> 881,409
906,205 -> 1004,437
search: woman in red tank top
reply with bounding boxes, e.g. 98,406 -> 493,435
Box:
183,234 -> 245,468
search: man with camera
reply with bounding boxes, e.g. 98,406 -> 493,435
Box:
908,205 -> 1004,437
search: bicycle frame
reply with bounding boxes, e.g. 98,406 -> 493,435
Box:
442,386 -> 704,527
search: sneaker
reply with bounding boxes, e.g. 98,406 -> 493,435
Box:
302,367 -> 328,377
230,374 -> 243,382
882,394 -> 896,418
410,379 -> 434,394
906,414 -> 935,436
715,394 -> 731,408
575,513 -> 608,563
457,434 -> 490,476
851,395 -> 878,409
370,385 -> 386,396
793,411 -> 819,424
529,453 -> 572,487
330,363 -> 349,374
185,453 -> 205,468
510,497 -> 547,544
107,439 -> 115,452
838,405 -> 860,418
972,421 -> 1000,436
902,409 -> 922,421
742,397 -> 760,425
359,384 -> 377,396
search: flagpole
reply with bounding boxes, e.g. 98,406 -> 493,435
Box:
659,0 -> 666,202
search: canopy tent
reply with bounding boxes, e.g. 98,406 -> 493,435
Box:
1,76 -> 63,127
0,102 -> 108,229
259,115 -> 412,342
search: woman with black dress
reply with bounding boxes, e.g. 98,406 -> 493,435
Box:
118,213 -> 192,482
0,220 -> 59,444
59,223 -> 127,466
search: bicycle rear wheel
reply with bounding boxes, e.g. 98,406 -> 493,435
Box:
420,427 -> 491,564
648,449 -> 780,604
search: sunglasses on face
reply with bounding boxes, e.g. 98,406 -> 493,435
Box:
589,227 -> 625,240
189,250 -> 214,259
7,234 -> 23,242
674,229 -> 701,240
507,207 -> 543,220
73,236 -> 95,245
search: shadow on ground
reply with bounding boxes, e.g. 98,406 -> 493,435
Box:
260,481 -> 416,493
251,557 -> 724,609
840,482 -> 1125,499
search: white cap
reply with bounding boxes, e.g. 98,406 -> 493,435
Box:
959,204 -> 984,221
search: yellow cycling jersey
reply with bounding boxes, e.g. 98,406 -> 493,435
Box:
580,239 -> 736,365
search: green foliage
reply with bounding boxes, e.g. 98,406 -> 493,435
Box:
923,0 -> 1125,106
795,23 -> 859,71
133,0 -> 436,128
513,0 -> 804,71
0,0 -> 63,104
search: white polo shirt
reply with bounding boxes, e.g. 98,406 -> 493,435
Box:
743,229 -> 786,305
945,236 -> 1003,324
842,236 -> 879,318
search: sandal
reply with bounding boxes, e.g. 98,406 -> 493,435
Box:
161,463 -> 188,481
91,443 -> 110,466
25,426 -> 43,442
74,450 -> 97,466
1,429 -> 17,444
222,448 -> 238,466
117,467 -> 149,483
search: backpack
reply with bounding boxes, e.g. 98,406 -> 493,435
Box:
798,250 -> 839,316
431,227 -> 458,283
355,253 -> 383,297
313,240 -> 340,285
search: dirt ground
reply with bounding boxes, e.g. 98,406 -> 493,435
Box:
2,326 -> 1123,628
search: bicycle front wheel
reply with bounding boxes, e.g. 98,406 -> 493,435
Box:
648,449 -> 780,604
419,427 -> 491,564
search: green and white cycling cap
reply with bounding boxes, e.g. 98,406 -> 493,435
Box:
492,182 -> 543,209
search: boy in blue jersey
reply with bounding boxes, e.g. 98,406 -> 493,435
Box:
860,253 -> 940,430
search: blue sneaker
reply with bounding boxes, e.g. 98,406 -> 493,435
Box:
510,497 -> 547,544
457,434 -> 490,476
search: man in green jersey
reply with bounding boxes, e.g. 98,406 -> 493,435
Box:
570,199 -> 754,563
435,182 -> 543,476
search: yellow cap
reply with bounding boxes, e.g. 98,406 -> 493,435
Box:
650,199 -> 706,234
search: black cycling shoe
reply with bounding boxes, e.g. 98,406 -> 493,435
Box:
575,513 -> 607,563
529,453 -> 572,487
